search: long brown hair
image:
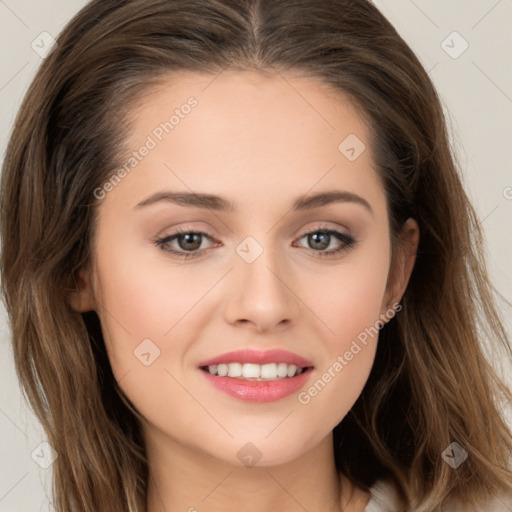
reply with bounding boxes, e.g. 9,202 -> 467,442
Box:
1,1 -> 511,510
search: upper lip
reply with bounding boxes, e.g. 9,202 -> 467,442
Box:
198,349 -> 314,368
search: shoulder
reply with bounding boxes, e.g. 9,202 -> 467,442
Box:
363,478 -> 401,512
363,478 -> 512,512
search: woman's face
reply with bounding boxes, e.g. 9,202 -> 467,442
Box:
76,70 -> 415,467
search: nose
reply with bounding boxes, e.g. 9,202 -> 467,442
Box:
223,243 -> 300,333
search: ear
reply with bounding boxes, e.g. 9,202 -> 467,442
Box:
382,218 -> 420,313
67,267 -> 97,313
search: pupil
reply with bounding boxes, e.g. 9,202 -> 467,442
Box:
180,233 -> 201,250
310,232 -> 329,250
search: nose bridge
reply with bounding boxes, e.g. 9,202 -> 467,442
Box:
237,232 -> 290,298
224,232 -> 299,330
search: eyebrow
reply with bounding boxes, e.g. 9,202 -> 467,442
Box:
134,190 -> 373,215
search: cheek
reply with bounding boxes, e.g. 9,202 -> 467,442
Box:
92,247 -> 217,441
294,238 -> 390,423
309,237 -> 391,347
92,238 -> 220,368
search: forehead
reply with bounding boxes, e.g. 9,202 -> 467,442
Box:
104,69 -> 385,216
126,69 -> 371,154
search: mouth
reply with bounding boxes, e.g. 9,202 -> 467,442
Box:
200,362 -> 312,381
197,349 -> 314,402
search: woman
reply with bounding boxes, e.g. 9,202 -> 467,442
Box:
1,1 -> 511,510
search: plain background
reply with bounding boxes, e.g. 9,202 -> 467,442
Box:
0,1 -> 511,510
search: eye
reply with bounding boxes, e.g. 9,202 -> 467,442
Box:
294,227 -> 357,258
154,229 -> 218,260
154,226 -> 357,260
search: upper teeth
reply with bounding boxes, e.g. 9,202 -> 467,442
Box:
206,362 -> 304,380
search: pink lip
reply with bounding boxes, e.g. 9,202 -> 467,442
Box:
200,368 -> 314,402
197,349 -> 314,403
197,348 -> 313,368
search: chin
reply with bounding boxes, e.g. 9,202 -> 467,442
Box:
211,431 -> 322,469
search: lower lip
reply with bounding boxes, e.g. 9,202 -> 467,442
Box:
200,368 -> 313,402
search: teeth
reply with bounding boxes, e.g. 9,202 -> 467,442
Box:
287,364 -> 297,377
243,363 -> 260,379
205,362 -> 306,380
227,362 -> 242,377
260,363 -> 277,379
277,362 -> 288,378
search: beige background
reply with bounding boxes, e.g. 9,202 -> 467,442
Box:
0,1 -> 511,510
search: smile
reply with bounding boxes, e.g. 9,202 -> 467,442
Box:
201,362 -> 307,380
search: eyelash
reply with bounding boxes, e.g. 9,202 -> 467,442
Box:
154,225 -> 357,260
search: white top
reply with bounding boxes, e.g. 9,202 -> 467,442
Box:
364,479 -> 512,511
363,479 -> 400,512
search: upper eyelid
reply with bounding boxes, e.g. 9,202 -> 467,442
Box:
159,224 -> 352,241
158,225 -> 354,249
155,226 -> 356,262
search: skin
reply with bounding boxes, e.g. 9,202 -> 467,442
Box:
71,69 -> 419,512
